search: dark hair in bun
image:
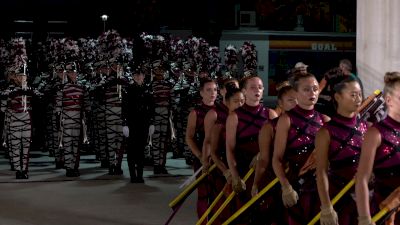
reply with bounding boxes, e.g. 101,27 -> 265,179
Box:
222,78 -> 238,89
289,72 -> 316,91
239,74 -> 260,89
276,81 -> 294,100
225,82 -> 242,101
199,77 -> 216,90
384,71 -> 400,96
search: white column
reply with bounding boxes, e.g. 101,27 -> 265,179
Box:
357,0 -> 400,95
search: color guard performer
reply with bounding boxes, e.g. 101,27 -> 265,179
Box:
272,72 -> 329,225
185,77 -> 217,222
315,75 -> 367,225
356,72 -> 400,225
226,75 -> 277,224
252,81 -> 297,225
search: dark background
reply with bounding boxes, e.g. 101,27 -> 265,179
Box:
0,0 -> 233,45
0,0 -> 356,44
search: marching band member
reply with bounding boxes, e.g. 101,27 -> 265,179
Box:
1,38 -> 39,179
151,59 -> 174,174
122,64 -> 154,183
56,55 -> 89,177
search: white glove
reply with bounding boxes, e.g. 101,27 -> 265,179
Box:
251,185 -> 258,197
201,156 -> 210,174
123,126 -> 129,137
223,170 -> 232,183
232,176 -> 246,193
281,184 -> 299,208
148,125 -> 155,136
320,205 -> 338,225
249,153 -> 259,169
358,216 -> 374,225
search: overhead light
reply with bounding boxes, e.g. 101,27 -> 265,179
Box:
48,21 -> 68,24
101,15 -> 109,22
14,20 -> 34,23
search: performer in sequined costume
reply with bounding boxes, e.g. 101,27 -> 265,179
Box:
225,75 -> 277,224
252,82 -> 297,225
185,77 -> 217,223
315,75 -> 367,225
272,72 -> 329,225
356,72 -> 400,225
202,79 -> 240,223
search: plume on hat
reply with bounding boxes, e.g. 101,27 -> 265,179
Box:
79,38 -> 98,66
140,32 -> 153,60
6,38 -> 28,75
60,37 -> 80,64
224,45 -> 238,68
169,38 -> 185,63
195,38 -> 209,74
224,44 -> 238,77
240,41 -> 257,73
98,30 -> 123,63
207,46 -> 221,77
0,39 -> 10,66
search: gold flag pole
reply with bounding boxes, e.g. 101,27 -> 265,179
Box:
206,168 -> 254,225
307,179 -> 355,225
196,183 -> 228,225
169,164 -> 217,209
222,168 -> 289,225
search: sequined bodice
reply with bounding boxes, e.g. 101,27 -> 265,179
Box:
373,116 -> 400,190
327,114 -> 367,181
285,105 -> 324,172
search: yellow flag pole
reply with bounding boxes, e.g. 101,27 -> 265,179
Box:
372,186 -> 400,223
308,179 -> 355,225
196,184 -> 228,225
206,168 -> 254,225
222,168 -> 289,225
222,177 -> 279,225
372,208 -> 389,223
169,164 -> 217,209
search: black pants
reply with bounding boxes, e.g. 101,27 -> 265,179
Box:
127,122 -> 148,179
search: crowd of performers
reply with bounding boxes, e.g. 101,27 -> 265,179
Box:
0,29 -> 398,225
185,65 -> 399,224
0,30 -> 258,181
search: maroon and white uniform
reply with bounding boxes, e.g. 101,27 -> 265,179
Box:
56,82 -> 88,171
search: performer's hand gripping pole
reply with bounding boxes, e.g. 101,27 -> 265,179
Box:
206,168 -> 254,225
307,179 -> 355,225
222,168 -> 289,225
372,186 -> 400,223
169,164 -> 217,209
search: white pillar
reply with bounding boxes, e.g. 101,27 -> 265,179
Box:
357,0 -> 400,95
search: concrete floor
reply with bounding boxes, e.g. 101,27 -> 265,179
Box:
0,151 -> 197,225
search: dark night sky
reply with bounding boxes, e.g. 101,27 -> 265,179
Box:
0,0 -> 234,42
